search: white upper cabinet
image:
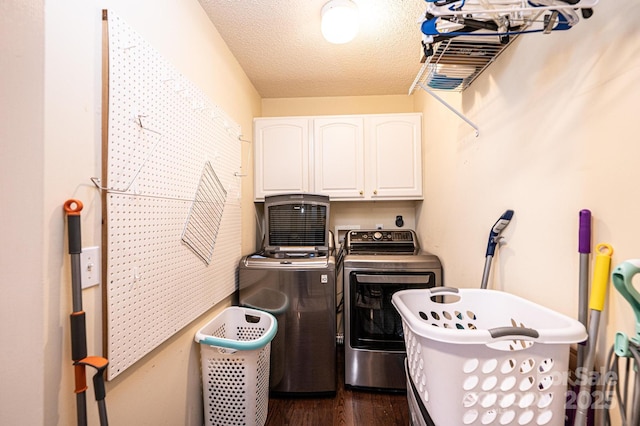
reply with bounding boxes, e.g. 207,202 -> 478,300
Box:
314,116 -> 365,199
253,113 -> 422,201
253,118 -> 311,200
365,114 -> 422,199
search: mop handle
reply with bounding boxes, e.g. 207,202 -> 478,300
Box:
64,199 -> 89,426
574,243 -> 613,426
64,200 -> 110,426
64,199 -> 83,255
589,243 -> 612,312
578,210 -> 591,254
577,210 -> 591,371
577,210 -> 591,331
64,200 -> 88,365
64,199 -> 84,314
481,210 -> 514,289
485,209 -> 514,256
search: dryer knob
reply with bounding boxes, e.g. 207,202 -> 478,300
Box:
373,231 -> 383,241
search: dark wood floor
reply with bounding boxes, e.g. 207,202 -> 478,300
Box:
265,347 -> 411,425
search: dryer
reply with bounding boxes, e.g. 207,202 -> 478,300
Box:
342,229 -> 442,391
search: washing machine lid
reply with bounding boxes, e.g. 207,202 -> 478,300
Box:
241,253 -> 334,269
263,193 -> 331,257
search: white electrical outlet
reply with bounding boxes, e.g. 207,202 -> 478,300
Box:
80,246 -> 100,289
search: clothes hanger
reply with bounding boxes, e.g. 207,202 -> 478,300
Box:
420,0 -> 595,39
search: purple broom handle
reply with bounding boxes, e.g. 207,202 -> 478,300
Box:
579,210 -> 591,253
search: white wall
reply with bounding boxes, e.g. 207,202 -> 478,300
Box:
0,1 -> 45,425
1,1 -> 261,425
415,1 -> 639,419
330,201 -> 417,242
261,94 -> 415,117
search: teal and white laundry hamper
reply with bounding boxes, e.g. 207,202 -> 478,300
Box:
195,306 -> 277,426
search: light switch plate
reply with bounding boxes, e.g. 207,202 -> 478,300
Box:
80,246 -> 100,289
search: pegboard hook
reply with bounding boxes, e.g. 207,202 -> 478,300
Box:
133,114 -> 161,135
90,177 -> 108,191
92,116 -> 165,194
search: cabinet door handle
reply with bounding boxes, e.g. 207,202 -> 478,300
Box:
373,190 -> 378,195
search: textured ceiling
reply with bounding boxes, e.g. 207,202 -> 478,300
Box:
198,0 -> 426,98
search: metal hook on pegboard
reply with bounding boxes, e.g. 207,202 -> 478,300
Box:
91,113 -> 163,194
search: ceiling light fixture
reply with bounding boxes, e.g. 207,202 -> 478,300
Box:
321,0 -> 359,44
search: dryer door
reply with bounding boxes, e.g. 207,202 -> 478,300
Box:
349,272 -> 435,351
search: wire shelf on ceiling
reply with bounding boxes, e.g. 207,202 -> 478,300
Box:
408,0 -> 598,135
410,33 -> 518,93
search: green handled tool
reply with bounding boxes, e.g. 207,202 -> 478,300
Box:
612,260 -> 640,349
611,260 -> 640,426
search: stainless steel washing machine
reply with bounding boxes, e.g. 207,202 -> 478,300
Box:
238,193 -> 337,395
342,229 -> 442,391
238,255 -> 336,395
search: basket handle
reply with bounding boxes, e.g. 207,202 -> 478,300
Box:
488,326 -> 540,340
429,287 -> 460,295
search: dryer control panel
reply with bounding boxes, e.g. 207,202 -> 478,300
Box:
345,229 -> 418,254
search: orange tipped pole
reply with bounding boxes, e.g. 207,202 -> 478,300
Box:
64,199 -> 109,426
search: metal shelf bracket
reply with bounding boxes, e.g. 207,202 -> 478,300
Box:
417,82 -> 479,137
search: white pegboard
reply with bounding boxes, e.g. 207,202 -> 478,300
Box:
103,11 -> 242,379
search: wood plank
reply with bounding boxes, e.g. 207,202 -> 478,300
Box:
265,347 -> 410,425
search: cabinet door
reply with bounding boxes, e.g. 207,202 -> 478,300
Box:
254,118 -> 311,200
365,114 -> 423,199
313,117 -> 365,199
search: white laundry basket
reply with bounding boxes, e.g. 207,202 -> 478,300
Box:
195,306 -> 277,426
392,287 -> 587,426
405,358 -> 433,426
